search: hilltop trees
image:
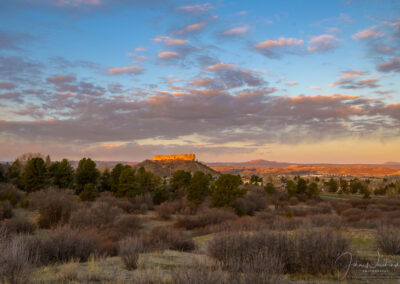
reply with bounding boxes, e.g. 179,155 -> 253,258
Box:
75,158 -> 100,193
48,159 -> 74,189
211,174 -> 244,207
22,157 -> 47,192
117,166 -> 136,197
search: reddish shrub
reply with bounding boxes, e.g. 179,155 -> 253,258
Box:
175,208 -> 237,230
0,201 -> 12,220
146,226 -> 195,252
2,218 -> 36,235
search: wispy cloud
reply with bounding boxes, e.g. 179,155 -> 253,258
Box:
307,34 -> 340,52
222,25 -> 249,36
107,66 -> 143,75
157,51 -> 179,59
153,36 -> 188,46
352,26 -> 385,40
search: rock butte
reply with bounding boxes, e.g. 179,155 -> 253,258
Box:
153,154 -> 196,161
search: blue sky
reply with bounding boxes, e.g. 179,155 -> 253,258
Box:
0,0 -> 399,163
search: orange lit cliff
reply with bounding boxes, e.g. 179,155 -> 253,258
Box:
153,154 -> 196,161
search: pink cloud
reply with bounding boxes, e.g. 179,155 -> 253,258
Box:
378,57 -> 400,73
107,66 -> 143,75
352,26 -> 385,40
179,22 -> 207,34
190,78 -> 214,86
222,25 -> 249,36
153,36 -> 188,46
205,63 -> 236,71
310,86 -> 322,90
176,3 -> 212,13
285,81 -> 297,86
340,70 -> 365,78
307,34 -> 340,52
255,37 -> 304,49
157,51 -> 179,59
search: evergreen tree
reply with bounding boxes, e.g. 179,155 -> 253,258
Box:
296,177 -> 307,194
117,166 -> 136,197
170,170 -> 191,197
22,157 -> 47,192
286,180 -> 297,196
75,158 -> 100,193
264,182 -> 276,194
110,163 -> 125,193
326,178 -> 339,193
6,159 -> 23,188
99,168 -> 112,192
48,159 -> 74,188
211,174 -> 244,207
135,167 -> 161,193
306,182 -> 319,196
0,164 -> 5,182
186,171 -> 210,206
79,183 -> 97,201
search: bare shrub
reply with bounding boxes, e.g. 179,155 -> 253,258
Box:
118,236 -> 145,270
3,217 -> 36,235
193,217 -> 267,236
330,200 -> 352,215
69,201 -> 123,229
209,228 -> 349,275
155,200 -> 182,219
0,236 -> 33,284
171,265 -> 226,284
376,225 -> 400,255
307,214 -> 343,229
31,226 -> 98,265
0,183 -> 24,207
0,200 -> 13,220
341,208 -> 364,222
289,196 -> 299,205
176,208 -> 237,230
130,193 -> 154,213
29,188 -> 77,228
147,226 -> 195,251
97,192 -> 135,213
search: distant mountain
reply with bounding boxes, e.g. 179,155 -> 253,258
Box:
134,159 -> 219,177
208,159 -> 294,168
383,161 -> 400,166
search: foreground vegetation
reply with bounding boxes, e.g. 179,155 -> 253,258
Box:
1,153 -> 400,283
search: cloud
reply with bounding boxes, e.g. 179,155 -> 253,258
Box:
189,78 -> 214,87
157,51 -> 179,59
329,78 -> 380,89
0,29 -> 34,50
0,81 -> 16,90
176,3 -> 212,13
107,66 -> 143,75
352,26 -> 385,40
285,81 -> 298,86
179,22 -> 207,34
52,0 -> 101,7
222,25 -> 249,36
378,57 -> 400,73
310,86 -> 322,90
340,70 -> 365,78
135,47 -> 146,52
307,34 -> 340,52
254,37 -> 304,58
46,75 -> 76,84
205,63 -> 237,71
153,36 -> 188,46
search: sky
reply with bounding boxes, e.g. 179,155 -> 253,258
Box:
0,0 -> 399,163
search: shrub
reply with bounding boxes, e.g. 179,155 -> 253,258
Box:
0,183 -> 24,207
118,236 -> 145,270
289,196 -> 299,206
97,192 -> 135,213
209,228 -> 349,275
108,214 -> 142,241
32,227 -> 98,265
79,183 -> 98,201
29,188 -> 77,228
176,208 -> 237,230
376,225 -> 400,255
0,236 -> 33,284
171,265 -> 226,284
341,208 -> 364,223
130,193 -> 154,213
308,214 -> 343,229
155,200 -> 182,219
2,218 -> 36,235
0,200 -> 13,220
147,226 -> 195,252
69,201 -> 123,229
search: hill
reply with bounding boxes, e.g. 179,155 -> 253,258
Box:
208,159 -> 293,168
134,159 -> 219,177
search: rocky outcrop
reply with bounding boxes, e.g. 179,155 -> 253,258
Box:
153,154 -> 195,161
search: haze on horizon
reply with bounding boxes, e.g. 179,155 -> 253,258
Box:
0,0 -> 399,164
